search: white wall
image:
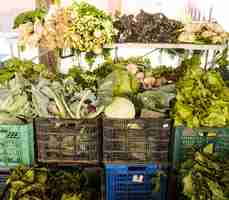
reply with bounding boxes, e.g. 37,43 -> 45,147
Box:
61,0 -> 108,11
0,0 -> 35,32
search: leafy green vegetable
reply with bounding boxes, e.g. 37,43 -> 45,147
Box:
67,67 -> 97,91
13,8 -> 47,29
32,77 -> 103,119
104,97 -> 135,119
138,86 -> 175,113
180,150 -> 229,200
172,55 -> 229,128
72,1 -> 111,20
4,165 -> 100,200
215,48 -> 229,87
0,74 -> 34,123
98,69 -> 140,99
0,58 -> 55,84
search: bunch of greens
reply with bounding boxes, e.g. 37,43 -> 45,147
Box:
215,48 -> 229,87
97,66 -> 140,107
114,10 -> 183,43
150,65 -> 176,81
67,68 -> 97,91
69,1 -> 117,53
178,22 -> 229,44
4,165 -> 100,200
31,77 -> 103,119
13,8 -> 47,29
138,84 -> 175,115
94,56 -> 151,80
173,55 -> 229,128
16,1 -> 116,53
5,165 -> 48,200
180,150 -> 229,200
0,73 -> 103,124
0,58 -> 55,84
96,57 -> 176,119
0,74 -> 34,124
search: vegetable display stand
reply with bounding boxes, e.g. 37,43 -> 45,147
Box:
105,164 -> 168,200
0,124 -> 34,169
172,127 -> 229,167
103,118 -> 171,164
35,118 -> 102,165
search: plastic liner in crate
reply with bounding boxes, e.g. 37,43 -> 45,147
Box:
103,118 -> 171,164
35,118 -> 102,165
105,164 -> 168,200
0,171 -> 9,198
172,127 -> 229,167
0,124 -> 34,168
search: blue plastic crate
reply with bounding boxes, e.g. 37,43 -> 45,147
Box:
105,164 -> 168,200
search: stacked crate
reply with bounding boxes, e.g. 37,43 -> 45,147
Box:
172,127 -> 229,167
103,118 -> 171,200
0,123 -> 34,196
34,117 -> 104,200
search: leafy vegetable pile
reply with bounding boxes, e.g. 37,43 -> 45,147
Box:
0,54 -> 177,122
3,165 -> 100,200
178,22 -> 229,44
0,74 -> 34,124
0,69 -> 103,124
0,58 -> 54,84
31,77 -> 103,119
215,48 -> 229,87
96,57 -> 176,119
13,8 -> 47,29
180,150 -> 229,200
173,55 -> 229,128
114,10 -> 183,43
16,1 -> 117,53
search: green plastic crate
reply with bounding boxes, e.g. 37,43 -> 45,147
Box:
0,124 -> 34,169
172,127 -> 229,167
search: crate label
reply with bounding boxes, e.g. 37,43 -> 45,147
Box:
198,132 -> 217,137
132,175 -> 144,183
204,144 -> 214,154
127,123 -> 142,130
208,132 -> 217,137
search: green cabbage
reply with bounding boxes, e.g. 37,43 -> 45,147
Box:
105,97 -> 135,119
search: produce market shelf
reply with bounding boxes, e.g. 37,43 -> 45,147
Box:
105,43 -> 226,51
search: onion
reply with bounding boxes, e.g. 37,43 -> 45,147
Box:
126,64 -> 138,75
143,77 -> 152,89
150,77 -> 156,86
155,78 -> 162,87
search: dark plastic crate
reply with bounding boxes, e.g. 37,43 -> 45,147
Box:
172,127 -> 229,167
35,118 -> 102,165
103,118 -> 171,164
105,164 -> 168,200
0,171 -> 9,198
48,166 -> 103,200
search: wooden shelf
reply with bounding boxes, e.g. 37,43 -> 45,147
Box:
105,43 -> 226,51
